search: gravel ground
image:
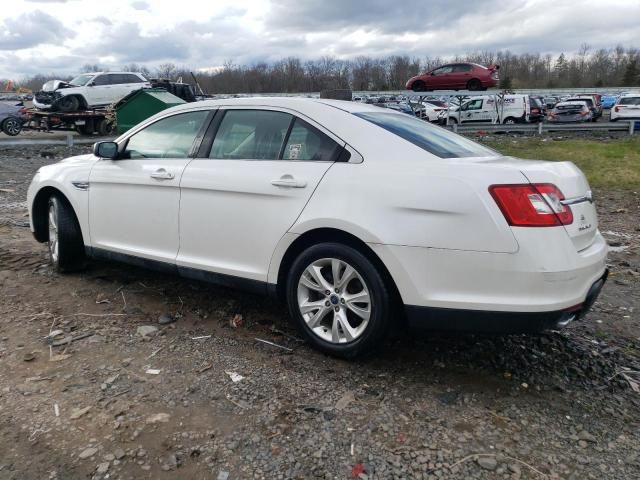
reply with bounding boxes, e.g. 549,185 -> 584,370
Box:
0,145 -> 639,480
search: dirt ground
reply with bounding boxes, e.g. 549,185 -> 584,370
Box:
0,144 -> 639,480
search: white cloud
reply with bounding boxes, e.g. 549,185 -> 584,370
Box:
1,0 -> 639,79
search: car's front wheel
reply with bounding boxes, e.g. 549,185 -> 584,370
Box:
286,243 -> 391,358
56,96 -> 81,113
47,195 -> 86,272
411,80 -> 426,92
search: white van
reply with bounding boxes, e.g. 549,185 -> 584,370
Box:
442,95 -> 531,124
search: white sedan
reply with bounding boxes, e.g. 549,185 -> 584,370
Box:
610,95 -> 640,122
27,98 -> 608,357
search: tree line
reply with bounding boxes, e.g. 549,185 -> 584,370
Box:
11,44 -> 640,94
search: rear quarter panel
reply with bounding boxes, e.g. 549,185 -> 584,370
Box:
290,140 -> 527,254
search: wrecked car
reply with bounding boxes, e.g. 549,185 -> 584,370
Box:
33,72 -> 150,112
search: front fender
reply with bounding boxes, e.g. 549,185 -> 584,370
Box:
27,156 -> 97,245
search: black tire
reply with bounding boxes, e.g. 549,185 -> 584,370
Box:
47,195 -> 86,273
411,80 -> 426,92
448,117 -> 458,124
2,117 -> 22,136
76,124 -> 93,135
96,119 -> 115,136
286,243 -> 392,358
466,79 -> 482,91
57,96 -> 81,113
503,117 -> 517,125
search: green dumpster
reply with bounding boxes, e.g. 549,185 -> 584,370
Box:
114,88 -> 185,133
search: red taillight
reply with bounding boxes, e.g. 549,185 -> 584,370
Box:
580,110 -> 589,116
614,106 -> 620,112
489,183 -> 573,227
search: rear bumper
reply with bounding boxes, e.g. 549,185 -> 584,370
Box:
406,269 -> 608,333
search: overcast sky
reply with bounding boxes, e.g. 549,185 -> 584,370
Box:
1,0 -> 639,79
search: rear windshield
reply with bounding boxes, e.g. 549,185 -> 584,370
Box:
556,104 -> 585,110
618,97 -> 640,105
567,98 -> 593,106
354,112 -> 498,159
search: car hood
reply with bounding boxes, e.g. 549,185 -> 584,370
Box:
57,153 -> 96,164
42,80 -> 76,92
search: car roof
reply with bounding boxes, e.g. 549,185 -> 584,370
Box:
175,96 -> 388,114
78,71 -> 142,75
556,101 -> 587,105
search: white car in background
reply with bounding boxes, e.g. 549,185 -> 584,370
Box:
33,72 -> 150,112
442,94 -> 532,124
27,98 -> 608,358
610,95 -> 640,121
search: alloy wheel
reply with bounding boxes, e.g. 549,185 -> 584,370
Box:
4,118 -> 21,136
297,258 -> 371,344
48,202 -> 59,262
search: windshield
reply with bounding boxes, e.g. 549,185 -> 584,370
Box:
69,74 -> 94,86
619,97 -> 640,105
354,112 -> 498,159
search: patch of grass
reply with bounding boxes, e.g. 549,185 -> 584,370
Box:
478,136 -> 640,189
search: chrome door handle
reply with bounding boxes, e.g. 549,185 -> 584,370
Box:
150,168 -> 174,180
271,175 -> 307,188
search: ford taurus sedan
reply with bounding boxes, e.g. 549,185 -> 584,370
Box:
27,98 -> 608,358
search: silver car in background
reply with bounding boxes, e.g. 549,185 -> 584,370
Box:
547,101 -> 593,123
0,102 -> 28,136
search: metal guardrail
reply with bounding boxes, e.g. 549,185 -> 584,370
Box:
447,121 -> 637,135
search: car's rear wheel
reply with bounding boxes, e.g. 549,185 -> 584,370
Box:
96,118 -> 115,136
47,195 -> 85,272
1,117 -> 22,136
466,79 -> 482,91
286,243 -> 391,358
503,117 -> 517,124
57,96 -> 81,113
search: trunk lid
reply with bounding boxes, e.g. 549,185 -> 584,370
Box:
469,156 -> 598,251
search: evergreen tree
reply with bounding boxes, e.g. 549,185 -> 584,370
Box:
622,59 -> 638,86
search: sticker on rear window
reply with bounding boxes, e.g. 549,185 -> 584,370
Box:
288,144 -> 302,160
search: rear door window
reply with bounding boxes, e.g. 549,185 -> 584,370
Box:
209,110 -> 292,160
124,74 -> 144,83
452,64 -> 472,72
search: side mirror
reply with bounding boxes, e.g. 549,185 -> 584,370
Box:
93,141 -> 119,159
87,82 -> 95,87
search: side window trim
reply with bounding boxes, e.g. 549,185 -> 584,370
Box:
195,109 -> 225,158
277,117 -> 296,160
189,110 -> 217,158
195,106 -> 361,163
213,105 -> 346,149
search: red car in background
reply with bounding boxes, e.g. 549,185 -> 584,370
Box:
406,63 -> 500,91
